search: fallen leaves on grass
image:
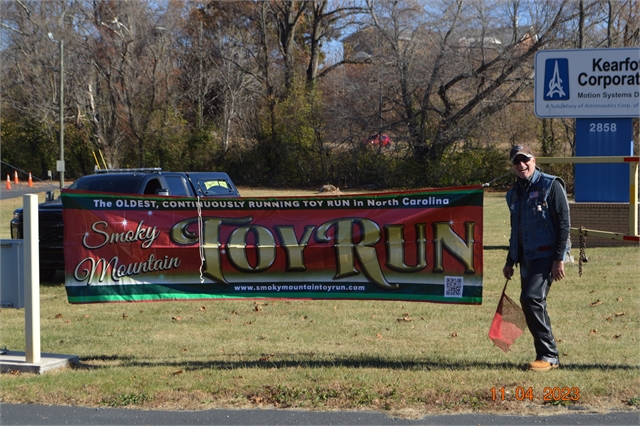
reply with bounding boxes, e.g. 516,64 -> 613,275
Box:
590,329 -> 598,335
589,300 -> 603,307
607,312 -> 626,321
250,396 -> 264,404
172,316 -> 181,321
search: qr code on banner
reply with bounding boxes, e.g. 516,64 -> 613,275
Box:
444,276 -> 463,297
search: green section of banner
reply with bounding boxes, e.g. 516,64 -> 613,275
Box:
65,281 -> 482,304
62,187 -> 484,211
67,294 -> 482,304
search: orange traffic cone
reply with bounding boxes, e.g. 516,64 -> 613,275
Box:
28,172 -> 33,187
6,174 -> 11,190
14,170 -> 19,184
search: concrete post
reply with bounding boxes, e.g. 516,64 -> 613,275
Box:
24,195 -> 41,363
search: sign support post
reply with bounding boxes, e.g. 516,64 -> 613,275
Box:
630,159 -> 639,236
24,195 -> 41,364
0,195 -> 79,374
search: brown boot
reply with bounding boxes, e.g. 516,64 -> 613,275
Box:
529,360 -> 559,372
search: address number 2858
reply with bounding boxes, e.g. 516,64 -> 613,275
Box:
590,123 -> 617,132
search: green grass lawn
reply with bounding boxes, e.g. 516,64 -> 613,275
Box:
1,189 -> 638,417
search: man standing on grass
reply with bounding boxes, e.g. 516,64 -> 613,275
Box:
502,145 -> 571,372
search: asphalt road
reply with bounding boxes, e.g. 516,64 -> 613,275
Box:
0,181 -> 58,201
0,404 -> 638,426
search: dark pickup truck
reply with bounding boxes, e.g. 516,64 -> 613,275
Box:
10,168 -> 239,281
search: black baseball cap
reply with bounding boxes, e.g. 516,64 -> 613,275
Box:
510,145 -> 534,162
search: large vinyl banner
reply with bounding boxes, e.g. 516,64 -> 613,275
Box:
62,186 -> 483,304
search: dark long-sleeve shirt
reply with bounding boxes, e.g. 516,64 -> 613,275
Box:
547,179 -> 571,261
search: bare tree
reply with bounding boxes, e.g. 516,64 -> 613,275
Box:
84,0 -> 178,167
1,1 -> 70,131
0,0 -> 99,175
178,2 -> 260,153
355,0 -> 575,165
271,1 -> 307,93
304,0 -> 368,87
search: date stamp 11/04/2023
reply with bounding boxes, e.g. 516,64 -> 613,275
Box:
491,387 -> 581,402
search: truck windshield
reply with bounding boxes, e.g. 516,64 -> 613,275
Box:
198,179 -> 234,195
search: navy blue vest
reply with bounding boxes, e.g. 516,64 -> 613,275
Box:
506,169 -> 564,264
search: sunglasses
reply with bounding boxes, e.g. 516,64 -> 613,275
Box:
512,156 -> 531,165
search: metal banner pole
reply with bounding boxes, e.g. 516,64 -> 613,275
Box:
630,159 -> 639,237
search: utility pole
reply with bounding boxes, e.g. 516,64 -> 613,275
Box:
57,39 -> 65,189
49,33 -> 65,189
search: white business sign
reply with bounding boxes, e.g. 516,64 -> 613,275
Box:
534,47 -> 640,118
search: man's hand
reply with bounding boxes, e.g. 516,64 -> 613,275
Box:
551,260 -> 565,281
503,264 -> 514,280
